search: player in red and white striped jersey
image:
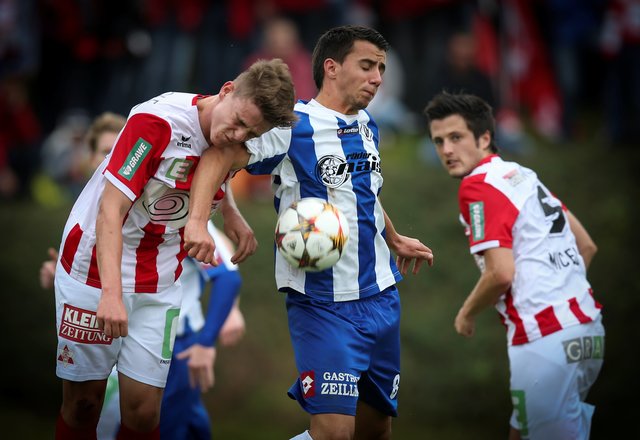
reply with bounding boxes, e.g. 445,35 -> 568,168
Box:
425,92 -> 604,440
54,59 -> 296,440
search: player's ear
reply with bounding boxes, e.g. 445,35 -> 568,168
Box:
324,58 -> 338,81
479,130 -> 491,152
219,81 -> 235,98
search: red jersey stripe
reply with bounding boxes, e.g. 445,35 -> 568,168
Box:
175,227 -> 187,281
60,223 -> 83,274
568,297 -> 593,324
505,289 -> 529,345
86,246 -> 101,288
135,222 -> 166,293
588,288 -> 603,309
534,306 -> 563,337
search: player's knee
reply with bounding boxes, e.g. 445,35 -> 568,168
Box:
62,395 -> 103,425
121,403 -> 161,431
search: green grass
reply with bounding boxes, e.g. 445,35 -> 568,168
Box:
2,125 -> 637,438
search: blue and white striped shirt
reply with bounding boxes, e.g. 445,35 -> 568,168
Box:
246,99 -> 402,302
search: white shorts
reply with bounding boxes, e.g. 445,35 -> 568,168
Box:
509,316 -> 605,440
54,264 -> 182,387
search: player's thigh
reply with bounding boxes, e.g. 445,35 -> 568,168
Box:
54,266 -> 120,382
509,321 -> 604,439
358,287 -> 401,418
117,283 -> 182,388
286,293 -> 371,416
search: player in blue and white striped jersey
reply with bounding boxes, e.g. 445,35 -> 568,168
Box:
185,25 -> 434,440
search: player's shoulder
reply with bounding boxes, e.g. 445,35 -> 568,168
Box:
129,92 -> 196,118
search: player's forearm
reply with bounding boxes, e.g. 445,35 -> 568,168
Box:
189,146 -> 245,225
96,184 -> 130,297
461,248 -> 514,319
461,269 -> 510,318
198,271 -> 242,346
382,208 -> 401,249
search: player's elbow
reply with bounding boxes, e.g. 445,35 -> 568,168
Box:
491,266 -> 514,292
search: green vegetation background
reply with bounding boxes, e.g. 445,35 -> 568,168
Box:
1,126 -> 637,439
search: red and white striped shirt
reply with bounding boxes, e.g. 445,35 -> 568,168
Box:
458,155 -> 602,346
58,92 -> 230,293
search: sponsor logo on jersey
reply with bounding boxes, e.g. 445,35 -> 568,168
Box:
315,153 -> 381,188
320,371 -> 360,397
503,169 -> 525,186
469,202 -> 485,241
118,138 -> 152,180
59,304 -> 113,345
57,345 -> 75,367
563,335 -> 604,363
301,371 -> 315,398
176,134 -> 192,149
337,126 -> 359,137
143,191 -> 190,222
161,308 -> 180,360
166,158 -> 194,182
359,123 -> 373,141
335,123 -> 373,141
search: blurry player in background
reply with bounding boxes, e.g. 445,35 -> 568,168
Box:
40,112 -> 126,289
424,91 -> 604,439
97,223 -> 245,440
184,25 -> 434,440
53,59 -> 295,439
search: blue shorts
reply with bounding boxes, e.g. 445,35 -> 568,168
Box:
160,330 -> 211,440
286,286 -> 401,417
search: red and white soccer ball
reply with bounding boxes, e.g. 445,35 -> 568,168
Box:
275,198 -> 350,272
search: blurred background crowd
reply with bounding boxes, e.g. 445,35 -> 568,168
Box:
1,0 -> 638,204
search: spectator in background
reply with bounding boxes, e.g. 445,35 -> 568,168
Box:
236,16 -> 316,200
367,47 -> 417,139
0,74 -> 42,199
435,31 -> 495,106
539,0 -> 606,140
600,0 -> 640,146
244,16 -> 316,101
40,109 -> 91,199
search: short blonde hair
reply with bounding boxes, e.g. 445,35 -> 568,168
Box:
86,112 -> 126,153
233,58 -> 297,128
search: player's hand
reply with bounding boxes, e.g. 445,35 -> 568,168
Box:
39,247 -> 59,289
96,295 -> 128,338
176,344 -> 217,392
454,308 -> 475,338
219,306 -> 246,347
223,210 -> 258,264
184,219 -> 217,265
390,234 -> 434,275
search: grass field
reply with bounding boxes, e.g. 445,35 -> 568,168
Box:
1,122 -> 637,439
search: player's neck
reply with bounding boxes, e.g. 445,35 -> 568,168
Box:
314,90 -> 359,116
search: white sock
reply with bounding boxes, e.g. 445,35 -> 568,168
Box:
289,430 -> 313,440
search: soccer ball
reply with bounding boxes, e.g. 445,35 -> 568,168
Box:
275,198 -> 349,272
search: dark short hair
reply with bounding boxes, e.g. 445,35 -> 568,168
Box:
312,25 -> 389,90
234,58 -> 298,128
423,91 -> 498,153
